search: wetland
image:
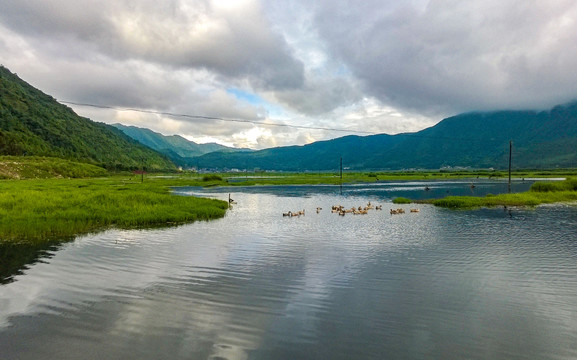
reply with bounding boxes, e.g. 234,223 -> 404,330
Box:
1,179 -> 577,359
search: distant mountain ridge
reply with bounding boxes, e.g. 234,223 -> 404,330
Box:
111,123 -> 240,166
0,66 -> 175,170
191,103 -> 577,171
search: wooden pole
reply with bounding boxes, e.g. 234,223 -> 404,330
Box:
340,157 -> 343,195
508,140 -> 512,193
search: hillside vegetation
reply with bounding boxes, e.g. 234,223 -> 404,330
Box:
0,66 -> 175,171
0,156 -> 108,179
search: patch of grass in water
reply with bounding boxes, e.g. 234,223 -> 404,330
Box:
427,178 -> 577,209
393,197 -> 412,204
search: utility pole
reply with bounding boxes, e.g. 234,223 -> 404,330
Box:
508,140 -> 512,193
340,157 -> 343,195
141,157 -> 145,183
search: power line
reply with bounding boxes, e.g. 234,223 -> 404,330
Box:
60,100 -> 500,143
60,100 -> 377,135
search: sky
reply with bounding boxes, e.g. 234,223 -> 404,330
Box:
2,0 -> 577,149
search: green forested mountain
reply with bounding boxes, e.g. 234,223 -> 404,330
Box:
0,66 -> 175,171
193,103 -> 577,171
362,105 -> 577,170
191,133 -> 403,171
112,123 -> 236,166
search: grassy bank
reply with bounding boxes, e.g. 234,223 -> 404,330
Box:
0,176 -> 228,243
2,169 -> 577,241
426,178 -> 577,209
213,168 -> 577,186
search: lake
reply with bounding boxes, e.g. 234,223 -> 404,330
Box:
1,180 -> 576,359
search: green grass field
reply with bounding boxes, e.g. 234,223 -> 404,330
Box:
0,176 -> 228,243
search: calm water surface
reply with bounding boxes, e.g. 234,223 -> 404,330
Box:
1,181 -> 577,359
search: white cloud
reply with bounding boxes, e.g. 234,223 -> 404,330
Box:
311,0 -> 577,114
2,0 -> 577,149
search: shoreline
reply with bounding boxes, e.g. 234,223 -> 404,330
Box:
0,173 -> 575,243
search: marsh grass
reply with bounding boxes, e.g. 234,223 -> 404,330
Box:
202,174 -> 223,182
428,178 -> 577,209
0,177 -> 228,243
530,178 -> 577,192
220,169 -> 577,185
393,197 -> 412,204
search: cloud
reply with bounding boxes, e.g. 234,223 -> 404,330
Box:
311,0 -> 577,114
101,85 -> 268,140
272,76 -> 361,116
0,0 -> 305,91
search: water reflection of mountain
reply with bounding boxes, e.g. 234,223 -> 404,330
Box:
0,241 -> 65,284
176,179 -> 536,201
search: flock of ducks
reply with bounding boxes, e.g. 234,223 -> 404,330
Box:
331,201 -> 380,216
283,201 -> 420,217
391,208 -> 421,214
282,209 -> 306,217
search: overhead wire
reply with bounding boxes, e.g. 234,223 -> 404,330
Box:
60,100 -> 500,143
60,101 -> 377,135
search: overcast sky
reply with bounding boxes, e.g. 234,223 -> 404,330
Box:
2,0 -> 577,149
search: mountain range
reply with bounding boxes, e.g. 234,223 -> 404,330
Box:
111,123 -> 247,167
187,104 -> 577,171
0,65 -> 174,171
1,64 -> 576,172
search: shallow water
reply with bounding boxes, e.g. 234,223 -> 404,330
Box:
1,181 -> 576,359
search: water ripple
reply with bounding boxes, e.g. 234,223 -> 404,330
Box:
1,188 -> 577,359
